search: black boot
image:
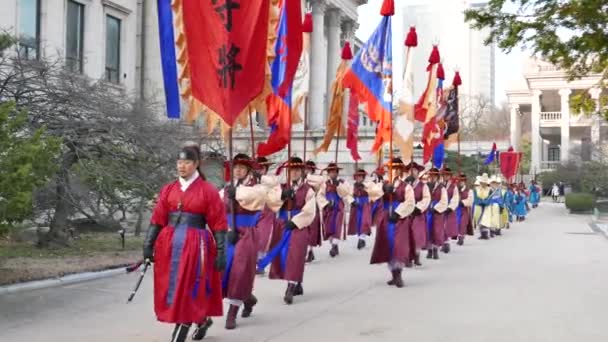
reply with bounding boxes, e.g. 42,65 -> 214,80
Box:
457,236 -> 464,246
357,239 -> 366,250
171,324 -> 191,342
306,249 -> 315,263
426,249 -> 433,259
496,229 -> 502,236
405,260 -> 413,268
284,283 -> 296,305
441,243 -> 450,254
414,253 -> 422,266
329,244 -> 339,257
432,247 -> 439,260
241,294 -> 258,318
225,305 -> 239,330
294,283 -> 304,296
387,270 -> 397,286
479,230 -> 489,240
490,230 -> 496,238
394,269 -> 404,288
192,319 -> 213,341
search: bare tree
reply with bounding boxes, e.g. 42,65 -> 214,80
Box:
0,37 -> 208,245
458,94 -> 493,141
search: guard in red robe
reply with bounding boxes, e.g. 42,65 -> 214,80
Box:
253,156 -> 277,275
426,168 -> 449,260
457,173 -> 474,245
258,157 -> 317,305
304,160 -> 324,263
370,158 -> 415,288
317,162 -> 352,257
347,169 -> 383,250
220,154 -> 267,330
442,167 -> 460,254
405,161 -> 429,267
143,146 -> 227,342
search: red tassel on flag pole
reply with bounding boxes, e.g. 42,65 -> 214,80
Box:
437,63 -> 445,80
452,71 -> 462,87
303,12 -> 313,33
380,0 -> 395,16
429,46 -> 440,64
341,42 -> 353,60
405,26 -> 417,47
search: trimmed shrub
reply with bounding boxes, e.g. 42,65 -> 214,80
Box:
565,193 -> 596,212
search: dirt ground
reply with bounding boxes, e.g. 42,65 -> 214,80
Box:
0,233 -> 143,286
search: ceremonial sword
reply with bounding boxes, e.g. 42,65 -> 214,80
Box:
126,259 -> 151,303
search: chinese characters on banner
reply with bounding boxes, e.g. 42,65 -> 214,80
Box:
182,0 -> 269,127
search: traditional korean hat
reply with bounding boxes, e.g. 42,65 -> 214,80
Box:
457,172 -> 467,181
275,156 -> 305,175
233,153 -> 255,169
354,169 -> 368,178
427,167 -> 441,176
405,160 -> 425,172
323,162 -> 342,173
474,177 -> 481,186
178,146 -> 200,161
305,160 -> 318,171
255,156 -> 273,169
385,157 -> 407,170
441,167 -> 453,176
478,173 -> 490,184
490,175 -> 501,184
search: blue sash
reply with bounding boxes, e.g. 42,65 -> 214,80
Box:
371,200 -> 380,220
456,206 -> 462,228
223,212 -> 261,291
326,192 -> 340,234
426,200 -> 439,241
385,200 -> 400,258
257,209 -> 301,272
354,195 -> 369,235
191,228 -> 212,299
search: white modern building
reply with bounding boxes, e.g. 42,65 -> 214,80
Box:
506,58 -> 608,174
398,1 -> 495,104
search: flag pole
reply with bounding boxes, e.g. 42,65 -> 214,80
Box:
249,108 -> 256,158
228,128 -> 236,232
334,116 -> 340,164
303,95 -> 308,162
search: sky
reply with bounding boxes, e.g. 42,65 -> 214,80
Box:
355,0 -> 526,106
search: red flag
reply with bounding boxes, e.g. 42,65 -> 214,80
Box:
276,0 -> 303,97
500,149 -> 522,181
422,117 -> 444,164
182,0 -> 270,127
346,92 -> 361,160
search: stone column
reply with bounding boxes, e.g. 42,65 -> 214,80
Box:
509,103 -> 521,151
559,88 -> 572,162
531,89 -> 542,174
309,0 -> 327,129
589,87 -> 602,160
326,8 -> 342,114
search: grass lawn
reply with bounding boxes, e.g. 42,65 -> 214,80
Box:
0,233 -> 144,286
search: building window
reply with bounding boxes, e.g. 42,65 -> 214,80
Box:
66,0 -> 85,73
548,146 -> 560,161
105,15 -> 121,84
19,0 -> 40,59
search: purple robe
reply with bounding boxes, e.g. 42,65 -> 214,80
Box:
347,182 -> 372,236
410,181 -> 428,251
322,180 -> 345,241
222,181 -> 259,301
430,184 -> 446,246
256,206 -> 275,255
459,187 -> 473,236
370,181 -> 411,265
268,182 -> 311,283
307,203 -> 322,247
444,183 -> 460,239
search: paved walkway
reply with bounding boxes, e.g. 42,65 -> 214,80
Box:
1,203 -> 607,342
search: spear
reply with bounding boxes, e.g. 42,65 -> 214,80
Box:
303,95 -> 308,162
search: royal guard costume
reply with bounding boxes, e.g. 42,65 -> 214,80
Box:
500,177 -> 511,229
426,168 -> 449,260
258,157 -> 317,305
370,158 -> 415,288
489,176 -> 504,237
529,180 -> 541,208
442,167 -> 460,253
371,167 -> 387,227
474,173 -> 501,239
304,160 -> 324,263
219,154 -> 268,330
347,169 -> 383,250
513,184 -> 528,221
317,162 -> 352,257
456,173 -> 474,245
143,147 -> 226,342
405,161 -> 430,266
253,156 -> 278,275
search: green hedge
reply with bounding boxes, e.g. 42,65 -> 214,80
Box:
565,193 -> 596,212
